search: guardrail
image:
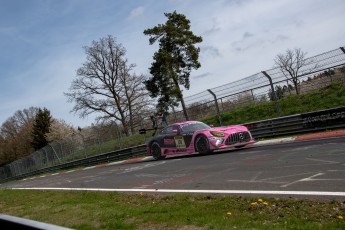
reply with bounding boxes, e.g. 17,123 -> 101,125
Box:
1,106 -> 344,184
0,145 -> 146,184
244,106 -> 345,139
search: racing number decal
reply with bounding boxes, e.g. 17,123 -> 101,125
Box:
174,136 -> 186,148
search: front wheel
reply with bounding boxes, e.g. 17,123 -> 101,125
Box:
195,135 -> 212,155
150,142 -> 165,160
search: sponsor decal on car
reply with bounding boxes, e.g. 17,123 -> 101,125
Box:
174,136 -> 186,148
163,138 -> 175,145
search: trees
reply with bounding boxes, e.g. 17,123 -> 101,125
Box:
274,48 -> 313,95
31,108 -> 52,151
45,119 -> 75,143
65,35 -> 150,135
143,11 -> 202,120
0,107 -> 39,166
268,85 -> 289,101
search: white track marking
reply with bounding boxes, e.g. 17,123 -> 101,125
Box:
275,162 -> 336,168
259,172 -> 319,182
11,187 -> 345,197
250,172 -> 262,181
280,173 -> 324,188
116,161 -> 166,175
306,158 -> 339,164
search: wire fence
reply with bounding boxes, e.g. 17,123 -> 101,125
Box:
170,46 -> 345,123
1,46 -> 345,181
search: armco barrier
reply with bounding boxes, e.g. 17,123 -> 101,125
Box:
244,106 -> 345,139
0,145 -> 146,184
1,107 -> 344,184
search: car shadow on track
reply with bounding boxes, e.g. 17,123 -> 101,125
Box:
134,146 -> 253,164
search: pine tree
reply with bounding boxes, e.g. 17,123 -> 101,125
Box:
144,11 -> 202,120
31,108 -> 52,151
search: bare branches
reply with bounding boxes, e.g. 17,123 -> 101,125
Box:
65,35 -> 151,135
274,48 -> 315,95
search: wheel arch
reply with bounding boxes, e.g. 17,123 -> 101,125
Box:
194,134 -> 211,154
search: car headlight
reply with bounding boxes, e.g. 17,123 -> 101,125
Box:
215,138 -> 224,146
210,131 -> 225,137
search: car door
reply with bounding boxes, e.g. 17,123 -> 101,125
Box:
161,125 -> 178,149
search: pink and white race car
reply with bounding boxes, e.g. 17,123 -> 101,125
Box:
143,121 -> 255,160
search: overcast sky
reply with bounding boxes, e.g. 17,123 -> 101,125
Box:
1,0 -> 344,127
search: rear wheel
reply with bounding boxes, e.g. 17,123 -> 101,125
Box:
151,142 -> 165,160
195,135 -> 211,154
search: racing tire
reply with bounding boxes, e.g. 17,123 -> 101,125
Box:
195,135 -> 212,155
150,142 -> 165,160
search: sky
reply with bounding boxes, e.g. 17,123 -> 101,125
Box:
0,0 -> 344,128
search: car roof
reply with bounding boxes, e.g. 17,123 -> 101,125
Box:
173,121 -> 201,126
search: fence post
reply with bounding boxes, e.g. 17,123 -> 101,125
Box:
170,106 -> 177,123
207,89 -> 223,126
49,144 -> 62,163
340,47 -> 345,54
262,71 -> 281,117
42,148 -> 49,166
220,98 -> 225,111
77,128 -> 87,157
250,89 -> 256,103
113,122 -> 122,149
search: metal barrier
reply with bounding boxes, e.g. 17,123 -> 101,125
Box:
245,106 -> 345,138
0,145 -> 146,183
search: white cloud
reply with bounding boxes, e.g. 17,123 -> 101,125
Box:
127,6 -> 145,21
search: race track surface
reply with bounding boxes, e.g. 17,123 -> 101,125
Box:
2,134 -> 345,200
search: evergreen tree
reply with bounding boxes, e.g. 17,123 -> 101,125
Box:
31,108 -> 52,151
144,11 -> 202,120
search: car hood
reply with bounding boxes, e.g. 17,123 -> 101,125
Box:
209,125 -> 247,133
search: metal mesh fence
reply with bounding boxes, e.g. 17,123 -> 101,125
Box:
173,46 -> 345,122
1,46 -> 345,181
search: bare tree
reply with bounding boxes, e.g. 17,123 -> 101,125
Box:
65,35 -> 151,135
0,107 -> 39,165
274,48 -> 313,95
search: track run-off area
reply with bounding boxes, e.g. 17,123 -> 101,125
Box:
2,131 -> 345,200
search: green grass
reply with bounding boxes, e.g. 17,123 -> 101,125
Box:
0,190 -> 344,229
202,83 -> 345,126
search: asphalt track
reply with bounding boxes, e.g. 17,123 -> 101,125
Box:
2,130 -> 345,200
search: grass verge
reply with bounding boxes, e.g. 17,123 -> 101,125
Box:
1,190 -> 344,229
202,83 -> 345,126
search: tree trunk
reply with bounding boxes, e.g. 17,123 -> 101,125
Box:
180,96 -> 189,121
293,78 -> 300,95
172,76 -> 189,121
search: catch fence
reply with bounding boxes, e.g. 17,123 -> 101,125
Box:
169,47 -> 345,123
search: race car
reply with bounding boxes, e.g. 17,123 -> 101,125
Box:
141,121 -> 255,160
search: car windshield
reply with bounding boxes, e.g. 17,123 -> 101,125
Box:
180,122 -> 211,133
